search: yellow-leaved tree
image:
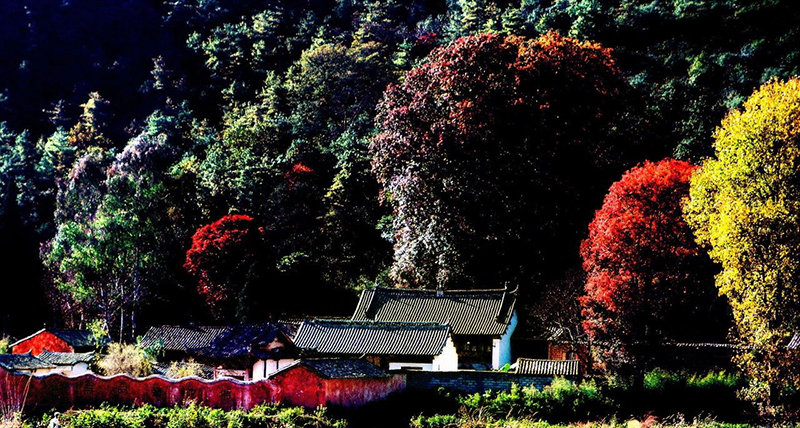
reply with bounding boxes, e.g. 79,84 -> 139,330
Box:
684,78 -> 800,412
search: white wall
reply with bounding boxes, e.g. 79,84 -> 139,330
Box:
387,334 -> 459,372
389,362 -> 433,371
68,362 -> 90,376
432,335 -> 459,371
253,358 -> 296,380
492,310 -> 518,370
41,362 -> 91,377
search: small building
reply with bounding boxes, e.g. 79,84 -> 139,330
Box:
269,359 -> 405,408
37,351 -> 94,377
293,319 -> 458,371
352,287 -> 518,370
141,323 -> 298,381
11,328 -> 107,356
0,353 -> 55,375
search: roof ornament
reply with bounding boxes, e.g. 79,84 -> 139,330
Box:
503,282 -> 520,295
436,280 -> 445,297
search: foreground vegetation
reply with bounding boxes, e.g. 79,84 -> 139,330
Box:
6,373 -> 754,428
17,403 -> 346,428
410,372 -> 753,428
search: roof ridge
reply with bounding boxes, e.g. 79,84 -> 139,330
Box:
307,319 -> 448,327
372,286 -> 510,294
150,325 -> 233,329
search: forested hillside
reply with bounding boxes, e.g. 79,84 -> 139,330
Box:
1,0 -> 798,342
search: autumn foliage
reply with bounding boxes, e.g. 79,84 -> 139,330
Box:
685,78 -> 800,407
184,215 -> 262,317
580,159 -> 722,375
372,32 -> 641,290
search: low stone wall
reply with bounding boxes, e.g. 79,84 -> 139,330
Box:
404,370 -> 560,394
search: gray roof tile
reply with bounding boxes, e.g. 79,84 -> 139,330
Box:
0,353 -> 55,371
294,319 -> 450,356
789,333 -> 800,350
352,287 -> 516,336
140,326 -> 232,351
37,351 -> 95,366
515,358 -> 579,376
190,323 -> 295,359
272,359 -> 391,379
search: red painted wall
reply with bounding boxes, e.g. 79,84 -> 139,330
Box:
4,367 -> 406,411
270,365 -> 326,408
270,365 -> 407,409
22,373 -> 275,411
12,331 -> 73,356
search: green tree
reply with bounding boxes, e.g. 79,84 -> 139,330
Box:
46,107 -> 202,338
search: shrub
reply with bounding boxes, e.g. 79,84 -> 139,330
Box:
51,403 -> 346,428
0,376 -> 30,428
410,414 -> 459,428
459,378 -> 614,423
0,336 -> 11,354
97,343 -> 154,377
165,359 -> 207,379
612,369 -> 752,421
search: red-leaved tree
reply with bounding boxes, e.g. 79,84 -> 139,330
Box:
184,214 -> 262,319
372,32 -> 646,291
579,159 -> 726,376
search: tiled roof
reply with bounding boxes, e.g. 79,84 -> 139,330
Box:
664,342 -> 741,349
190,323 -> 295,359
140,326 -> 232,351
37,351 -> 95,366
51,329 -> 108,348
276,320 -> 302,340
294,319 -> 450,356
515,358 -> 579,376
352,287 -> 516,336
272,359 -> 391,379
790,333 -> 800,350
0,353 -> 55,371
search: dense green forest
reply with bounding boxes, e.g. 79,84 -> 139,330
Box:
1,0 -> 799,343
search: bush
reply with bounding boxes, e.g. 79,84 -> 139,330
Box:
49,403 -> 346,428
165,359 -> 207,379
97,343 -> 154,377
410,414 -> 459,428
613,369 -> 752,421
458,378 -> 614,423
0,336 -> 11,354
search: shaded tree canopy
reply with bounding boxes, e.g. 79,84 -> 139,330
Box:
372,31 -> 643,293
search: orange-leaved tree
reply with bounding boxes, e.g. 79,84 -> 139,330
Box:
581,159 -> 725,378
